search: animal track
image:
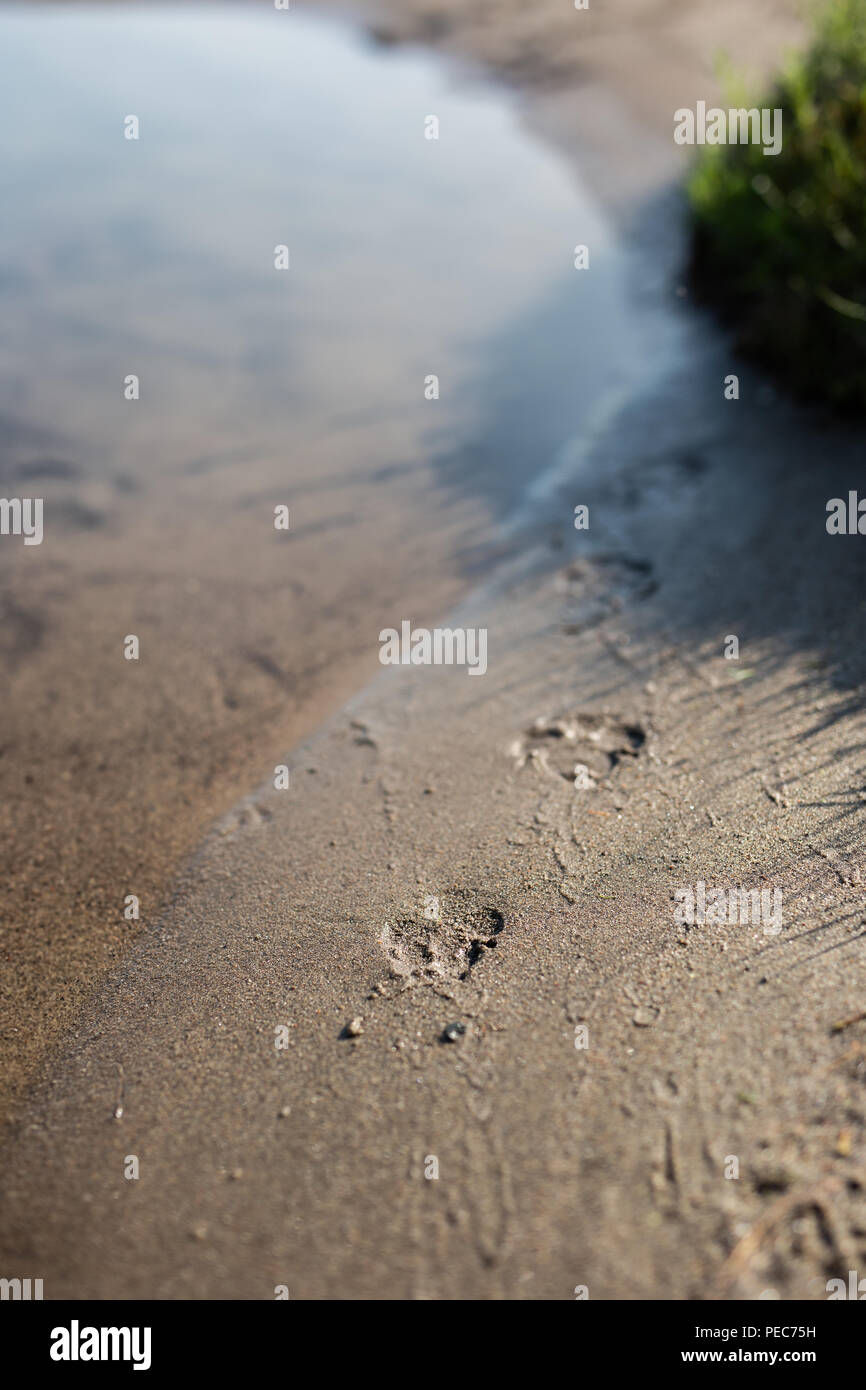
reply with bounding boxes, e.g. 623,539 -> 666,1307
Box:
556,555 -> 658,637
512,711 -> 646,788
380,890 -> 505,984
219,799 -> 274,837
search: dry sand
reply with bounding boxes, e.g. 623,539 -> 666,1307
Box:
4,327 -> 866,1299
3,0 -> 866,1300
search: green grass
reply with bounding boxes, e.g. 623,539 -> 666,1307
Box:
688,0 -> 866,411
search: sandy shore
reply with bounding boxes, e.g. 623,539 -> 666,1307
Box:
0,396 -> 488,1124
0,0 -> 806,1126
3,0 -> 866,1300
4,313 -> 866,1297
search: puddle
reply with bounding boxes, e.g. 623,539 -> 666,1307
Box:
0,2 -> 652,527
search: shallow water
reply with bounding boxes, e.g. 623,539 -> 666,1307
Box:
0,2 -> 647,523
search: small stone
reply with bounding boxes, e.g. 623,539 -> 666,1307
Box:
633,1006 -> 659,1027
278,1106 -> 291,1118
343,1017 -> 364,1038
442,1021 -> 466,1043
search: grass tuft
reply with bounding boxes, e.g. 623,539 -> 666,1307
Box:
688,0 -> 866,411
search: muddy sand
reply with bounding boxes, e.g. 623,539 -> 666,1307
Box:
3,0 -> 866,1299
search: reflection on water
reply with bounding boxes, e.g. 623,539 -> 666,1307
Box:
0,2 -> 626,511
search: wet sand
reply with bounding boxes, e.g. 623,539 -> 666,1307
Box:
0,414 -> 477,1122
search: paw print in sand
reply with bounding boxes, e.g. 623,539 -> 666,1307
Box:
510,711 -> 646,790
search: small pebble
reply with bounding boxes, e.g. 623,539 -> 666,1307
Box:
344,1017 -> 364,1037
633,1006 -> 658,1027
442,1021 -> 466,1043
573,763 -> 597,791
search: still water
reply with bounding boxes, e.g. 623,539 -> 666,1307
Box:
0,3 -> 636,520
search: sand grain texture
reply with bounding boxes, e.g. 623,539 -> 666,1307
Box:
2,0 -> 864,1300
3,328 -> 866,1298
